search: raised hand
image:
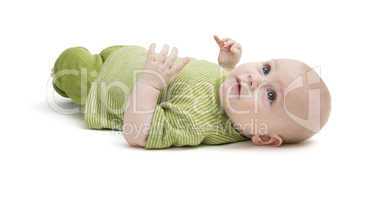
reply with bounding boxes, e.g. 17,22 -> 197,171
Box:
141,43 -> 190,90
214,35 -> 242,69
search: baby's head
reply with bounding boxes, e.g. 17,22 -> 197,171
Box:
220,59 -> 331,146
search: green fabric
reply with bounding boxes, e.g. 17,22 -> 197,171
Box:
99,45 -> 125,62
144,59 -> 248,149
84,46 -> 147,130
53,45 -> 247,149
52,46 -> 124,105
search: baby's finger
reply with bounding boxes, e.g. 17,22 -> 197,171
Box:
230,43 -> 242,54
224,40 -> 236,48
165,47 -> 178,67
147,43 -> 156,59
170,57 -> 190,75
214,35 -> 223,47
222,38 -> 231,43
158,44 -> 169,63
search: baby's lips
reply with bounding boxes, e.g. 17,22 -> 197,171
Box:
239,85 -> 254,99
223,77 -> 251,98
224,78 -> 239,95
229,82 -> 240,96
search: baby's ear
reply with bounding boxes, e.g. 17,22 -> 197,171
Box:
251,134 -> 283,147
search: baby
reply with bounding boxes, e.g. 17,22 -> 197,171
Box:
52,35 -> 331,149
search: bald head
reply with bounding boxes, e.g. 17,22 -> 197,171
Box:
220,58 -> 331,146
277,60 -> 331,143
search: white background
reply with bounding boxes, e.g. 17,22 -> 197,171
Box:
0,0 -> 366,199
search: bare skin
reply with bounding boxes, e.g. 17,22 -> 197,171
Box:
123,36 -> 331,147
215,36 -> 331,146
214,35 -> 242,70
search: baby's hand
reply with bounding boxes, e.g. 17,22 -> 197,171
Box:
140,44 -> 190,90
214,35 -> 242,69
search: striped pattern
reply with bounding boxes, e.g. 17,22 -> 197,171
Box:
84,46 -> 248,149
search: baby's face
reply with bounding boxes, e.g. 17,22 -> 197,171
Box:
219,59 -> 330,146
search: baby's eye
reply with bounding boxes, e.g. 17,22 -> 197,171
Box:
262,64 -> 271,75
266,88 -> 277,104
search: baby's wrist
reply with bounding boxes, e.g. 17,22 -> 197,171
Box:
137,76 -> 165,93
220,63 -> 236,69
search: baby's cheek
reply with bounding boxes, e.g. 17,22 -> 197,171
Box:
240,117 -> 274,136
229,99 -> 257,114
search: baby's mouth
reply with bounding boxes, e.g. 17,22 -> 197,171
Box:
235,77 -> 253,98
227,77 -> 251,98
228,77 -> 241,97
236,78 -> 241,96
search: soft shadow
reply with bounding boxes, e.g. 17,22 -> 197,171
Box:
34,100 -> 85,127
218,139 -> 317,151
115,138 -> 202,151
112,139 -> 318,151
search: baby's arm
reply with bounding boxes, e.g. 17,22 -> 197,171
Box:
213,35 -> 242,71
122,44 -> 190,147
122,80 -> 160,147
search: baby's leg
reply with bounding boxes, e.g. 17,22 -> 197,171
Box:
52,45 -> 123,105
